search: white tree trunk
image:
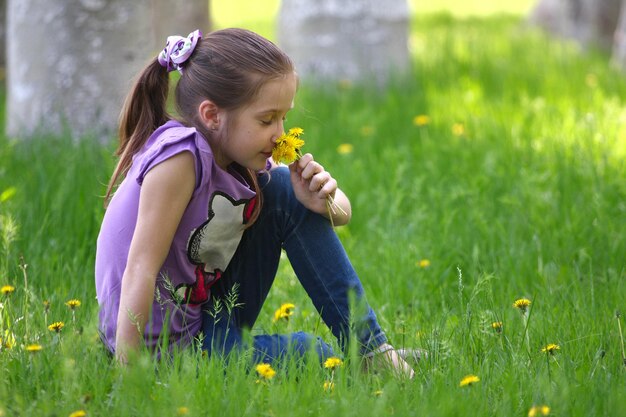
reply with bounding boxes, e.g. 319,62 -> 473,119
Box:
277,0 -> 410,84
152,0 -> 210,54
611,0 -> 626,68
6,0 -> 153,140
529,0 -> 621,49
0,0 -> 5,67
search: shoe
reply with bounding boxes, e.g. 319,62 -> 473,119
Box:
396,347 -> 428,362
364,343 -> 415,379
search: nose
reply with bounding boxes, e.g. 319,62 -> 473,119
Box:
271,121 -> 285,143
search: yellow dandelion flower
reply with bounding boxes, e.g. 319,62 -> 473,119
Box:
413,114 -> 430,126
323,357 -> 343,370
273,303 -> 296,322
68,410 -> 87,417
338,79 -> 352,90
272,129 -> 305,164
491,321 -> 503,333
25,344 -> 43,353
176,406 -> 189,416
373,389 -> 384,397
323,381 -> 335,392
48,321 -> 65,333
459,374 -> 480,387
452,123 -> 465,136
417,259 -> 431,268
255,363 -> 276,380
360,126 -> 374,136
65,299 -> 82,310
513,298 -> 532,313
1,285 -> 15,295
528,405 -> 551,416
288,127 -> 304,137
541,344 -> 560,355
1,330 -> 16,349
0,187 -> 17,203
337,143 -> 354,155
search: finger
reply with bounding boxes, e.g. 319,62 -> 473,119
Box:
301,160 -> 324,181
317,178 -> 337,198
296,153 -> 314,171
309,171 -> 332,193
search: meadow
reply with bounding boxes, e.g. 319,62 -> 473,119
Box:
1,2 -> 626,416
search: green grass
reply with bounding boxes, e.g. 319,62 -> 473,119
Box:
2,9 -> 626,417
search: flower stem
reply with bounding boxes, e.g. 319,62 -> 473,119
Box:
616,311 -> 626,367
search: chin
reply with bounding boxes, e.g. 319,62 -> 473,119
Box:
243,159 -> 268,172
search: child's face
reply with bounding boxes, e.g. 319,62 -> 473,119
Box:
218,73 -> 297,171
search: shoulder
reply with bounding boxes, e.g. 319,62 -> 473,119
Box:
135,120 -> 211,186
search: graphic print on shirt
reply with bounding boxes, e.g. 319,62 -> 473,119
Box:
178,192 -> 256,305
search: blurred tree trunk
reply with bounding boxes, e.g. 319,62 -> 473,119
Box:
0,0 -> 5,68
152,0 -> 210,52
5,0 -> 210,141
6,0 -> 153,140
277,0 -> 410,85
529,0 -> 621,49
612,0 -> 626,68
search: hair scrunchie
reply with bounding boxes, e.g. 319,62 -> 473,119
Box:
158,29 -> 202,73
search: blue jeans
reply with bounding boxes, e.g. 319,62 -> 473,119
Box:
201,167 -> 387,364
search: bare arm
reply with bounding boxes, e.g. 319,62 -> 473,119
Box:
115,151 -> 196,364
288,153 -> 352,226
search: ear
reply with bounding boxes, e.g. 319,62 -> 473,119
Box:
198,100 -> 221,131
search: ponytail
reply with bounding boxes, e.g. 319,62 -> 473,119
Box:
104,59 -> 170,205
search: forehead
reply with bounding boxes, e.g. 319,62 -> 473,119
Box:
247,73 -> 297,113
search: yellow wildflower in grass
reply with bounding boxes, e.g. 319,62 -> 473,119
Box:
491,321 -> 503,333
1,285 -> 15,295
413,115 -> 430,126
1,330 -> 16,349
585,73 -> 598,88
323,381 -> 335,392
273,303 -> 295,322
541,344 -> 560,355
360,126 -> 374,136
255,363 -> 276,380
68,410 -> 87,417
417,259 -> 431,268
452,123 -> 465,136
65,299 -> 81,310
48,321 -> 65,333
459,374 -> 480,387
176,406 -> 189,416
272,128 -> 305,164
513,298 -> 532,313
25,344 -> 43,353
337,143 -> 354,155
323,357 -> 343,370
373,390 -> 384,397
43,300 -> 51,312
528,405 -> 551,416
0,187 -> 17,203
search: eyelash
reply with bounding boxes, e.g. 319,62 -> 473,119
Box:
261,116 -> 287,126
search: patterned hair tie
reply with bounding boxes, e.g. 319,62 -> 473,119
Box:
158,29 -> 202,73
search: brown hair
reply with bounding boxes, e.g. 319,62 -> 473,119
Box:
105,28 -> 295,225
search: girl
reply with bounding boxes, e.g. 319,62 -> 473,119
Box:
95,28 -> 413,377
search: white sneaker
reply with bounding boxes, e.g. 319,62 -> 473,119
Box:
396,347 -> 428,362
364,343 -> 415,379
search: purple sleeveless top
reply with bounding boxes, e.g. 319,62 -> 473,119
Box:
95,120 -> 257,352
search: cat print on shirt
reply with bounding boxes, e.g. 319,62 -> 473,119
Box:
177,192 -> 256,305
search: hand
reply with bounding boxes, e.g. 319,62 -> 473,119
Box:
288,153 -> 337,216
